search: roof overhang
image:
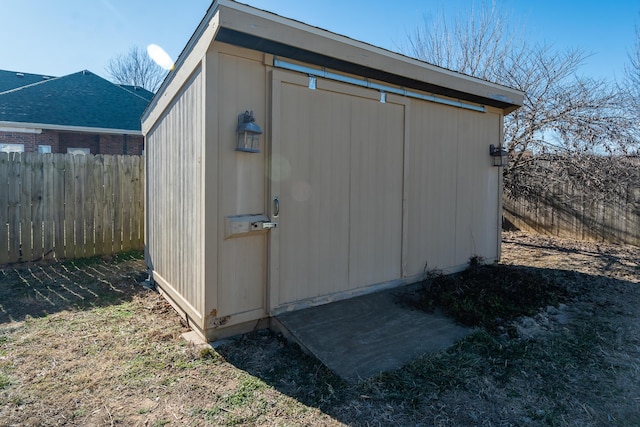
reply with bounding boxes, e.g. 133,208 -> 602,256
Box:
0,121 -> 142,136
214,1 -> 523,112
143,0 -> 523,131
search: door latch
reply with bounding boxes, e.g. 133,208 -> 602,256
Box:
251,221 -> 277,230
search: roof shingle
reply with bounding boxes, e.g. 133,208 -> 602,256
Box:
0,69 -> 55,93
0,70 -> 149,132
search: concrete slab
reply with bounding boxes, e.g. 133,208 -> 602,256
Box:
274,288 -> 472,383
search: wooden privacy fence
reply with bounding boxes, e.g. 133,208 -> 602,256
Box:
0,153 -> 144,264
503,183 -> 640,246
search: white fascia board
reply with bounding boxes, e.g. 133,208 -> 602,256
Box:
0,121 -> 142,136
0,126 -> 42,134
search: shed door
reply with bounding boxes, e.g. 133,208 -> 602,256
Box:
269,71 -> 405,311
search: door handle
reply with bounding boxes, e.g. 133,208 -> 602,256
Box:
273,196 -> 280,217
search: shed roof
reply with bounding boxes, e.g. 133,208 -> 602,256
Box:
0,70 -> 149,134
144,0 -> 523,126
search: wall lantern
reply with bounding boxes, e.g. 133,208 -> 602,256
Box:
489,144 -> 508,167
236,110 -> 263,153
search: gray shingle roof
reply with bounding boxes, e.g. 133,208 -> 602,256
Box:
118,85 -> 155,102
0,69 -> 55,93
0,70 -> 149,132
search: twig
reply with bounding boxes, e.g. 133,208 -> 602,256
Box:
104,404 -> 114,427
219,407 -> 238,415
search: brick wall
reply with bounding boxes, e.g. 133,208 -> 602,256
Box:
0,129 -> 59,152
126,135 -> 144,155
0,129 -> 143,155
98,134 -> 144,155
59,132 -> 100,154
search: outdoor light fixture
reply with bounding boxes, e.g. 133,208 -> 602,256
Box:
236,110 -> 263,153
489,144 -> 508,167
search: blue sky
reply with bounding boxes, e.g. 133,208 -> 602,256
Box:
0,1 -> 637,83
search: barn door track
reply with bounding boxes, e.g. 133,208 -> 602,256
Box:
273,287 -> 471,383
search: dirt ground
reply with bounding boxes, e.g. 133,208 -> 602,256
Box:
0,232 -> 639,426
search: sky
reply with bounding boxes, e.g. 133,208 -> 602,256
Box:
0,0 -> 638,83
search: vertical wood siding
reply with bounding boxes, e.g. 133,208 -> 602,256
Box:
274,78 -> 404,306
348,92 -> 404,288
216,51 -> 268,318
0,152 -> 144,264
406,101 -> 501,274
453,109 -> 500,266
276,82 -> 351,304
146,68 -> 204,320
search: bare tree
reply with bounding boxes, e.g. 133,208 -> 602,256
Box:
624,21 -> 640,123
106,45 -> 167,93
404,2 -> 639,203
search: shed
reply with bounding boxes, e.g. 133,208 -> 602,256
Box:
141,0 -> 524,341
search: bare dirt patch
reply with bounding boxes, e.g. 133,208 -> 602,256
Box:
1,233 -> 639,426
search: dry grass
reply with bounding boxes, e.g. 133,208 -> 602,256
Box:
1,232 -> 639,426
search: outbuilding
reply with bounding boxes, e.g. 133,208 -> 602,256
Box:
141,0 -> 524,341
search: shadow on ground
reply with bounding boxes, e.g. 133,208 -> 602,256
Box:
214,263 -> 640,426
0,253 -> 148,323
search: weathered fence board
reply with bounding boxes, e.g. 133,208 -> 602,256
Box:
0,155 -> 8,265
31,154 -> 44,261
42,155 -> 55,260
131,157 -> 142,250
20,155 -> 32,262
112,156 -> 123,254
8,157 -> 21,262
121,155 -> 132,253
103,155 -> 115,256
504,180 -> 640,246
92,156 -> 106,256
0,153 -> 144,264
52,156 -> 65,261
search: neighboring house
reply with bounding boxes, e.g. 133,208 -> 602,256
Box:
0,69 -> 153,155
142,0 -> 524,342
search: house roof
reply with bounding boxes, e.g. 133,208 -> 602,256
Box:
0,69 -> 55,93
0,70 -> 149,134
144,0 -> 524,127
118,84 -> 155,102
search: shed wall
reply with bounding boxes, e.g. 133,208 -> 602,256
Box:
146,67 -> 206,325
210,46 -> 268,328
406,100 -> 501,274
453,108 -> 501,265
268,66 -> 502,313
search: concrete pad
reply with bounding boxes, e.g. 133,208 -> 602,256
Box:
181,331 -> 211,349
274,288 -> 471,383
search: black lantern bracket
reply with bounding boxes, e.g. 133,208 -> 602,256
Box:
489,144 -> 508,167
236,110 -> 263,153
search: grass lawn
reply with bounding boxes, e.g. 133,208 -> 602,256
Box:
1,233 -> 639,426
